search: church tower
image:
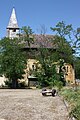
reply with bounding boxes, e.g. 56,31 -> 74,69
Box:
6,8 -> 19,38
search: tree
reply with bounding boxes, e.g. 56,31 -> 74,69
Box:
34,22 -> 75,88
50,21 -> 73,39
71,27 -> 80,81
0,37 -> 27,88
0,26 -> 34,88
35,47 -> 57,87
20,26 -> 34,47
31,33 -> 65,88
50,21 -> 74,64
72,28 -> 80,56
74,57 -> 80,79
51,22 -> 80,82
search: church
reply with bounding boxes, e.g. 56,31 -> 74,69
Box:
0,8 -> 75,87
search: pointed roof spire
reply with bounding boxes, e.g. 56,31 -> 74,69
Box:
7,7 -> 19,28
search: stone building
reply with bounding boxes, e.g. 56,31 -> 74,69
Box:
0,8 -> 75,87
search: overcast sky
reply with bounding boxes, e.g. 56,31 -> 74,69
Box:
0,0 -> 80,38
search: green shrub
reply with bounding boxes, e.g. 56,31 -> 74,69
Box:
60,87 -> 80,120
18,81 -> 27,88
4,80 -> 12,88
70,105 -> 80,120
4,79 -> 27,88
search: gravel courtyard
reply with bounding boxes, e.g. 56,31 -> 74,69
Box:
0,89 -> 69,120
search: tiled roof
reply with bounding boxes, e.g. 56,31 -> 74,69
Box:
24,34 -> 55,49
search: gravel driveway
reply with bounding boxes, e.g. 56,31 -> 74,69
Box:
0,89 -> 68,120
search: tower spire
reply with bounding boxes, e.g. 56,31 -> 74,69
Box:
7,7 -> 19,28
6,8 -> 19,38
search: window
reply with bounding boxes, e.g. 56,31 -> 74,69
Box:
13,29 -> 16,32
67,66 -> 68,72
32,64 -> 35,70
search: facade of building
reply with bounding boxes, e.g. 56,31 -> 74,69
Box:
0,8 -> 75,87
64,63 -> 75,84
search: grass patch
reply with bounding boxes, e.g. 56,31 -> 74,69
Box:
60,86 -> 80,120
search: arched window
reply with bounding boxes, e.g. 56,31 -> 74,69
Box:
67,66 -> 68,72
32,64 -> 35,70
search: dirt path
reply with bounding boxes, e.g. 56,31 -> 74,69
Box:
0,89 -> 69,120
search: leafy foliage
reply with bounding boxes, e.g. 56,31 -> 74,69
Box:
34,47 -> 65,88
32,21 -> 74,88
0,26 -> 34,88
20,26 -> 34,46
0,37 -> 27,88
52,36 -> 74,63
60,87 -> 80,120
50,21 -> 73,39
74,57 -> 80,79
51,21 -> 74,64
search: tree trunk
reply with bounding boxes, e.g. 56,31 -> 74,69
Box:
12,79 -> 18,89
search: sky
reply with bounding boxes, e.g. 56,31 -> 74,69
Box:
0,0 -> 80,38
